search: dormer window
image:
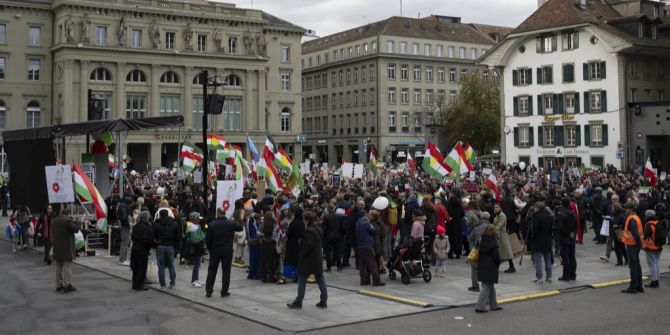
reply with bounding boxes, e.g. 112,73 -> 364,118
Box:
639,23 -> 657,39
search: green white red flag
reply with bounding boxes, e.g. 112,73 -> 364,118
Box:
72,164 -> 108,232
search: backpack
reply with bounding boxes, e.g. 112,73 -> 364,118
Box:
388,202 -> 398,226
654,220 -> 668,246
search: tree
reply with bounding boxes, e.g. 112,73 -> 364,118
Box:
444,73 -> 500,153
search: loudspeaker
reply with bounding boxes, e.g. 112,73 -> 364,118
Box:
208,94 -> 225,115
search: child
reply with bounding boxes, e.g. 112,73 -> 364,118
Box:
433,225 -> 450,278
5,217 -> 21,253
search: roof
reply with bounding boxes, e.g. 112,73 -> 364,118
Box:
302,16 -> 510,55
261,11 -> 305,32
513,0 -> 621,34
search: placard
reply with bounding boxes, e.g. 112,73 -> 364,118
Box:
660,171 -> 667,181
482,168 -> 492,176
332,173 -> 341,187
341,163 -> 354,178
45,164 -> 75,203
216,180 -> 244,218
193,169 -> 203,184
353,164 -> 364,179
81,163 -> 95,184
469,171 -> 476,182
300,161 -> 311,175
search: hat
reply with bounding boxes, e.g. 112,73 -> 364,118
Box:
645,210 -> 656,219
189,212 -> 202,221
335,208 -> 345,215
436,225 -> 446,235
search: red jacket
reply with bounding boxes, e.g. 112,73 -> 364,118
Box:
435,202 -> 450,229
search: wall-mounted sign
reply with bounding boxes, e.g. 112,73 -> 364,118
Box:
543,114 -> 575,123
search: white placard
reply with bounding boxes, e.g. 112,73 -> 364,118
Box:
469,171 -> 476,182
193,170 -> 203,184
660,171 -> 667,181
353,164 -> 364,179
216,180 -> 244,219
45,165 -> 75,203
482,168 -> 492,176
300,161 -> 311,175
342,163 -> 354,178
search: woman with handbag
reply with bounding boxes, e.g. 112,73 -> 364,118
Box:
467,211 -> 488,292
475,224 -> 503,313
186,212 -> 206,288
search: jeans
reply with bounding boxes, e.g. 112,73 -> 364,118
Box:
533,252 -> 552,280
436,259 -> 447,273
156,245 -> 176,287
644,250 -> 662,281
119,226 -> 131,262
625,245 -> 643,289
559,242 -> 576,279
191,254 -> 202,283
293,273 -> 327,306
20,222 -> 30,246
475,283 -> 499,311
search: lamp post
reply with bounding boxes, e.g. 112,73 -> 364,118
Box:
200,70 -> 226,216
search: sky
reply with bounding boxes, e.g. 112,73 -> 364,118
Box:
223,0 -> 539,36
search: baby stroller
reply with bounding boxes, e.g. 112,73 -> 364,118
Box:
387,238 -> 431,284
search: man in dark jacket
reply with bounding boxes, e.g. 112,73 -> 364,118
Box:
287,211 -> 328,309
131,211 -> 153,291
205,208 -> 243,297
117,196 -> 131,265
322,204 -> 344,272
152,209 -> 181,289
356,212 -> 385,286
557,198 -> 578,281
51,208 -> 79,293
500,191 -> 518,235
446,195 -> 464,258
590,188 -> 606,243
530,202 -> 553,283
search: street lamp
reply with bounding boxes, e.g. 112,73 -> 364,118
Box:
200,70 -> 226,215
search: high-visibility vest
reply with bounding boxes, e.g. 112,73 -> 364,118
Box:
642,220 -> 661,251
621,214 -> 643,246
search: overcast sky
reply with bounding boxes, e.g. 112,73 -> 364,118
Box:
224,0 -> 538,36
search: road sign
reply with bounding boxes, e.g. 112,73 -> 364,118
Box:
296,134 -> 306,143
616,150 -> 624,159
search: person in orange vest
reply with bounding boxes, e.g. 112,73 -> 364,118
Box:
642,210 -> 663,288
621,202 -> 644,294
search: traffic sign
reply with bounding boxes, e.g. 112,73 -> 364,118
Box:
296,134 -> 306,143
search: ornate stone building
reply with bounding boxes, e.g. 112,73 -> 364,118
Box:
0,0 -> 304,170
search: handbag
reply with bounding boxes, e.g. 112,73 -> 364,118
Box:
467,247 -> 479,262
509,232 -> 524,257
599,219 -> 610,237
74,230 -> 85,250
146,262 -> 159,283
188,229 -> 205,245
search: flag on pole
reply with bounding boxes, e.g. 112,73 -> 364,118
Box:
464,143 -> 477,166
72,164 -> 108,232
421,142 -> 450,179
265,134 -> 278,160
369,145 -> 379,176
455,142 -> 473,173
445,142 -> 473,175
407,152 -> 416,176
273,147 -> 293,171
108,153 -> 116,168
206,134 -> 226,151
645,157 -> 657,187
182,155 -> 200,175
102,132 -> 114,147
285,159 -> 303,194
247,136 -> 260,163
259,152 -> 282,192
486,174 -> 501,201
180,141 -> 203,162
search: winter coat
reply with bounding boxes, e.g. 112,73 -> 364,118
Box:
323,212 -> 344,239
5,224 -> 20,239
531,211 -> 553,254
284,210 -> 305,266
432,235 -> 450,260
131,220 -> 154,255
51,215 -> 79,261
435,202 -> 450,229
467,218 -> 486,248
477,235 -> 501,284
493,212 -> 514,260
411,216 -> 426,239
356,217 -> 376,248
298,225 -> 324,276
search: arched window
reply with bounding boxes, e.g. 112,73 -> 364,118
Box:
90,67 -> 112,81
27,100 -> 40,128
193,73 -> 205,85
280,107 -> 291,132
0,99 -> 6,130
126,69 -> 146,83
224,74 -> 241,87
160,71 -> 179,84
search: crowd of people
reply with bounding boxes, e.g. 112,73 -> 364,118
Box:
5,161 -> 670,312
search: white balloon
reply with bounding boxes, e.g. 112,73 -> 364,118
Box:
372,197 -> 389,210
519,161 -> 527,170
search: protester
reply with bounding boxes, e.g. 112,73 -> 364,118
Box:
493,203 -> 515,273
5,216 -> 21,253
356,211 -> 385,286
642,210 -> 664,288
557,197 -> 578,282
287,211 -> 328,309
131,211 -> 153,291
468,211 -> 487,292
186,212 -> 206,288
530,202 -> 553,283
475,224 -> 502,313
153,209 -> 181,290
118,196 -> 131,266
322,204 -> 344,272
621,202 -> 644,294
205,208 -> 243,298
433,225 -> 450,278
36,205 -> 55,264
52,208 -> 79,293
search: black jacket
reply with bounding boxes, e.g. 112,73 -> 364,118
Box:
323,212 -> 344,239
205,218 -> 243,252
531,211 -> 553,253
298,225 -> 324,276
117,200 -> 130,228
131,221 -> 153,254
557,207 -> 577,245
152,217 -> 181,249
477,235 -> 501,284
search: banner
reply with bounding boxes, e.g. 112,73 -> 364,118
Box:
216,180 -> 244,218
353,164 -> 364,179
45,165 -> 75,203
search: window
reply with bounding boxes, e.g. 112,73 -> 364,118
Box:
197,34 -> 206,52
470,48 -> 477,59
449,68 -> 456,82
338,70 -> 343,86
437,45 -> 444,57
0,57 -> 5,79
361,89 -> 367,105
94,93 -> 113,120
399,42 -> 407,54
564,92 -> 576,114
331,71 -> 336,87
565,125 -> 577,147
400,88 -> 409,104
459,47 -> 466,58
316,55 -> 320,66
412,43 -> 419,55
361,66 -> 367,82
348,47 -> 352,57
192,95 -> 213,131
28,26 -> 41,46
388,111 -> 396,131
448,46 -> 454,58
281,72 -> 291,91
0,99 -> 5,129
130,29 -> 142,48
413,66 -> 421,81
370,88 -> 375,105
426,66 -> 433,81
449,90 -> 457,104
543,126 -> 554,147
372,41 -> 377,52
518,96 -> 529,115
437,67 -> 445,82
437,90 -> 445,104
28,59 -> 40,80
126,69 -> 146,83
537,35 -> 557,53
424,44 -> 432,56
95,26 -> 107,45
563,63 -> 574,83
165,32 -> 175,49
537,65 -> 553,84
370,65 -> 375,81
90,68 -> 112,81
331,93 -> 336,109
513,68 -> 532,86
400,65 -> 408,80
563,31 -> 579,50
414,89 -> 421,105
401,112 -> 409,131
281,45 -> 290,62
0,24 -> 5,44
519,126 -> 530,147
353,90 -> 359,106
386,40 -> 395,53
159,95 -> 180,128
584,61 -> 606,80
388,88 -> 396,104
228,37 -> 237,54
353,67 -> 359,83
587,90 -> 606,112
280,107 -> 291,132
160,71 -> 179,84
346,69 -> 351,84
192,73 -> 206,85
222,97 -> 242,131
425,89 -> 434,105
387,64 -> 396,79
590,124 -> 603,146
543,94 -> 554,114
27,101 -> 40,128
126,94 -> 147,119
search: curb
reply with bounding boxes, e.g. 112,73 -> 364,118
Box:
590,276 -> 649,288
358,289 -> 433,308
497,290 -> 561,304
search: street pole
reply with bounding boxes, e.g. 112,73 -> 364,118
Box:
202,70 -> 209,215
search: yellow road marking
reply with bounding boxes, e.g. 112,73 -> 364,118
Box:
497,290 -> 561,304
358,289 -> 432,308
591,276 -> 649,288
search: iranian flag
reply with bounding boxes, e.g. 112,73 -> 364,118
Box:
422,142 -> 450,179
645,157 -> 657,187
369,146 -> 379,176
264,134 -> 278,160
486,174 -> 501,201
259,151 -> 282,192
108,153 -> 116,168
407,152 -> 416,176
180,141 -> 203,162
72,164 -> 108,232
207,134 -> 226,151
